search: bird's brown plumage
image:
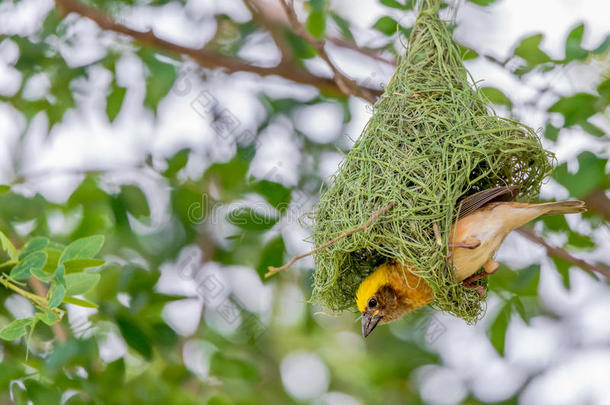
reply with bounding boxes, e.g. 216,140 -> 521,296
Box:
449,199 -> 586,281
357,186 -> 586,337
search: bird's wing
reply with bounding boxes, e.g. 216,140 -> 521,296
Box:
455,185 -> 520,220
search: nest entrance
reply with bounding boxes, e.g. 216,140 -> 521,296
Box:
310,0 -> 554,322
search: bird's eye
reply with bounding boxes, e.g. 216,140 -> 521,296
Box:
368,298 -> 377,308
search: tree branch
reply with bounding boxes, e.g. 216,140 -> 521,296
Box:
246,0 -> 395,66
517,227 -> 610,280
52,1 -> 610,222
327,37 -> 396,66
54,0 -> 382,100
243,0 -> 293,63
278,0 -> 377,103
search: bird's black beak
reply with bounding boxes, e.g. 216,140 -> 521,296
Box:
361,312 -> 382,338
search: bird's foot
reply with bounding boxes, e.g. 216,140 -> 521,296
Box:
461,269 -> 490,299
447,237 -> 481,259
462,271 -> 488,285
483,259 -> 499,274
462,283 -> 485,298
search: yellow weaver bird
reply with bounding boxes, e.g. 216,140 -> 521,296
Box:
357,186 -> 586,337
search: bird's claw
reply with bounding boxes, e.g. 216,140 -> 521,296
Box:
462,283 -> 485,298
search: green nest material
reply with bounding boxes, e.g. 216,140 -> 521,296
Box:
311,1 -> 554,322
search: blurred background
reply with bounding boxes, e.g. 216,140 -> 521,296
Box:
0,0 -> 609,404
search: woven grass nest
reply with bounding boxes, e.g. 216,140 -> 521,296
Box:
311,0 -> 554,322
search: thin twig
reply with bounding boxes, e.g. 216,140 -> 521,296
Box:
0,275 -> 66,322
278,0 -> 377,103
54,0 -> 382,101
327,37 -> 396,66
29,278 -> 67,343
0,276 -> 48,308
517,227 -> 610,280
246,0 -> 396,66
265,202 -> 396,277
243,0 -> 293,63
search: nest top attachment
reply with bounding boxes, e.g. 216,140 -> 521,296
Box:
311,0 -> 553,322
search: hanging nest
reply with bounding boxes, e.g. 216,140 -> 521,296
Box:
311,0 -> 554,322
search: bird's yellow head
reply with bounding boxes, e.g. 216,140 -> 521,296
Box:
356,261 -> 434,337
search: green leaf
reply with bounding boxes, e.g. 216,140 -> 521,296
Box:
139,50 -> 178,113
457,43 -> 479,61
10,251 -> 47,281
514,34 -> 551,67
592,35 -> 610,55
19,237 -> 49,260
285,31 -> 317,59
47,239 -> 66,249
489,264 -> 540,296
64,258 -> 105,273
59,235 -> 105,264
207,396 -> 233,405
598,77 -> 610,104
553,257 -> 571,289
62,296 -> 99,308
117,315 -> 153,360
0,318 -> 34,340
226,208 -> 278,231
488,304 -> 511,356
510,296 -> 529,324
210,352 -> 259,380
542,213 -> 568,231
373,16 -> 398,36
252,180 -> 291,212
31,267 -> 53,283
330,12 -> 355,42
567,231 -> 595,249
481,87 -> 512,108
0,231 -> 18,261
54,264 -> 66,287
544,124 -> 560,141
48,282 -> 66,308
565,24 -> 588,61
41,247 -> 62,275
306,0 -> 327,39
65,272 -> 101,296
256,236 -> 285,279
552,152 -> 608,198
0,185 -> 10,194
510,265 -> 541,296
548,93 -> 599,126
469,0 -> 498,5
579,121 -> 605,137
106,80 -> 126,123
204,151 -> 250,190
163,149 -> 190,178
380,0 -> 413,9
35,310 -> 57,326
44,338 -> 96,375
119,185 -> 150,217
171,186 -> 207,227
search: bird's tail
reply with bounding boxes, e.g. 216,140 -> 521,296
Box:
536,200 -> 587,216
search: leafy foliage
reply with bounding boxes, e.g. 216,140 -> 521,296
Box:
0,0 -> 607,404
0,233 -> 105,343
